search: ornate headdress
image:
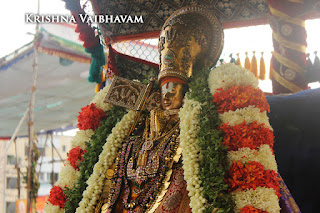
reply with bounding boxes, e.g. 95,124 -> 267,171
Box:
158,5 -> 224,84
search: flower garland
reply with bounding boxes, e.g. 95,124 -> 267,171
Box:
75,110 -> 135,213
64,106 -> 128,213
213,85 -> 270,113
77,103 -> 106,130
47,186 -> 67,209
219,121 -> 274,151
180,67 -> 234,213
209,63 -> 280,213
45,86 -> 114,213
179,98 -> 206,212
67,146 -> 87,171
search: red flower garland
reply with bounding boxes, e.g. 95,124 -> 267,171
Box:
240,206 -> 268,213
77,103 -> 105,130
213,85 -> 270,113
219,121 -> 274,151
67,146 -> 87,171
225,161 -> 280,197
48,185 -> 67,208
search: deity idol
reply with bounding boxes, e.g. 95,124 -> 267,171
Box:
46,5 -> 300,213
94,6 -> 224,213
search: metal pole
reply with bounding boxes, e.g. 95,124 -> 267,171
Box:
27,0 -> 40,210
3,140 -> 7,213
1,107 -> 29,213
0,108 -> 29,163
51,133 -> 55,186
14,137 -> 21,199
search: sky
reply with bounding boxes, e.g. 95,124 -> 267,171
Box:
0,0 -> 69,57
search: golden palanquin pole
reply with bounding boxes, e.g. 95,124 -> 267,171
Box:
268,0 -> 308,94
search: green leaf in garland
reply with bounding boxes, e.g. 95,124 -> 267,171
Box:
188,67 -> 234,213
63,106 -> 126,213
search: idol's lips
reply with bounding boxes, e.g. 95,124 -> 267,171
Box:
163,102 -> 171,106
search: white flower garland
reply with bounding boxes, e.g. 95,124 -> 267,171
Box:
179,98 -> 206,213
209,63 -> 280,213
208,63 -> 258,95
70,129 -> 95,149
56,162 -> 81,189
45,86 -> 112,213
227,145 -> 278,172
90,85 -> 113,112
218,106 -> 273,130
232,187 -> 281,213
76,110 -> 136,213
44,203 -> 64,213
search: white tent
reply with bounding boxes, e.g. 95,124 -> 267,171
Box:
0,24 -> 96,137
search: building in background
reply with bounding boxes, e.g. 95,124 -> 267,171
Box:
0,133 -> 72,213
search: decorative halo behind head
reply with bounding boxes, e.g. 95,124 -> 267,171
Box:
158,5 -> 224,84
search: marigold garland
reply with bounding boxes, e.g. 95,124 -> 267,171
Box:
77,103 -> 105,130
226,161 -> 280,197
219,121 -> 274,151
47,185 -> 67,208
213,85 -> 270,113
67,146 -> 87,171
209,63 -> 280,213
240,205 -> 268,213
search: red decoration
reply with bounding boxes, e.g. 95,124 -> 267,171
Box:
213,85 -> 270,113
225,161 -> 280,197
240,205 -> 268,213
77,103 -> 105,130
219,121 -> 274,151
67,146 -> 87,170
48,185 -> 67,208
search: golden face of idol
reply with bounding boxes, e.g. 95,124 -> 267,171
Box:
161,82 -> 184,110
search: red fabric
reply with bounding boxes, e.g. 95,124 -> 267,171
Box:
268,0 -> 306,17
160,77 -> 187,87
106,45 -> 118,77
112,47 -> 159,68
240,206 -> 268,213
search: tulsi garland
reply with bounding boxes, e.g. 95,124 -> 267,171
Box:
183,67 -> 235,213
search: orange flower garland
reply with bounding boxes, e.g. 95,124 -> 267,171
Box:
226,161 -> 280,197
67,146 -> 87,171
77,103 -> 105,130
240,206 -> 268,213
219,121 -> 274,151
210,64 -> 280,213
213,85 -> 270,113
47,185 -> 67,208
